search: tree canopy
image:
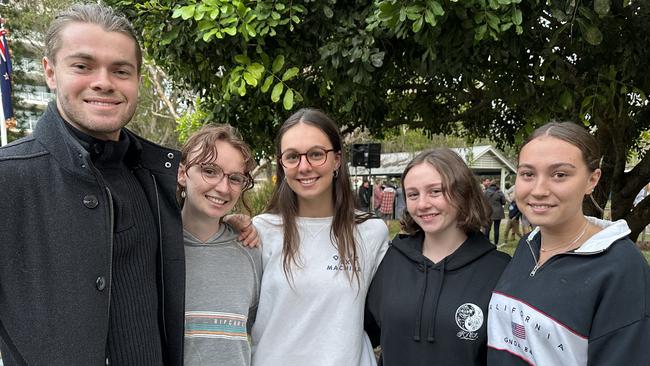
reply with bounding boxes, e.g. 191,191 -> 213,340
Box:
108,0 -> 650,240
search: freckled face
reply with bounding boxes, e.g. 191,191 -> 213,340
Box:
43,22 -> 140,141
280,122 -> 340,207
516,136 -> 600,231
404,163 -> 462,238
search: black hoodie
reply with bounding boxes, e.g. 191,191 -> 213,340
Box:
365,232 -> 510,366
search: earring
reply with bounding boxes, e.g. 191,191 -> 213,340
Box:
180,190 -> 186,198
333,169 -> 339,178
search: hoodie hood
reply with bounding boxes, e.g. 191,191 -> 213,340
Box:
183,222 -> 239,246
392,231 -> 498,270
525,216 -> 631,254
390,231 -> 500,343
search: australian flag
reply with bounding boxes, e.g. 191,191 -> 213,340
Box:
0,28 -> 14,122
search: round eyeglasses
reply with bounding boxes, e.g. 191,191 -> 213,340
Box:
197,163 -> 251,190
279,147 -> 336,169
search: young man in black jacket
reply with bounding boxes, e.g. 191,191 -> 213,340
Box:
0,4 -> 184,365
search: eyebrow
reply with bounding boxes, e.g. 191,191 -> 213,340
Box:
63,52 -> 136,69
405,182 -> 442,191
517,162 -> 577,170
281,145 -> 331,153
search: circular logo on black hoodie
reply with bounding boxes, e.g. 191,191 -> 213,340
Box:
455,303 -> 483,340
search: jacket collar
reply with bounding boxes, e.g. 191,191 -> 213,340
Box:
525,216 -> 631,254
34,102 -> 179,178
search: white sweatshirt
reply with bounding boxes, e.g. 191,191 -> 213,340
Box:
251,213 -> 389,366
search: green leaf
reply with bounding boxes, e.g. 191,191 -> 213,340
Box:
282,67 -> 300,81
551,8 -> 566,22
559,90 -> 573,110
577,19 -> 603,45
248,63 -> 265,79
512,8 -> 522,25
476,24 -> 487,40
283,89 -> 294,110
486,12 -> 500,31
243,71 -> 258,86
223,26 -> 237,36
594,0 -> 610,16
272,55 -> 285,73
275,3 -> 285,11
238,80 -> 247,96
412,17 -> 424,33
173,5 -> 195,20
323,5 -> 334,18
271,82 -> 284,102
430,1 -> 444,16
261,75 -> 274,93
234,54 -> 251,64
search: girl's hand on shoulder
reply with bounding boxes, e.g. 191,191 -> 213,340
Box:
223,213 -> 261,248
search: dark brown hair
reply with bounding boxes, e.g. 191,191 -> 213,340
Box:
520,122 -> 601,172
400,148 -> 491,235
266,108 -> 371,284
177,124 -> 256,212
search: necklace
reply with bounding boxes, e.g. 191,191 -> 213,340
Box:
540,220 -> 589,253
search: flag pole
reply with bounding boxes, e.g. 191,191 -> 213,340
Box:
0,82 -> 6,146
0,16 -> 10,146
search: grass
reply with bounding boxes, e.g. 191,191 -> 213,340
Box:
384,219 -> 650,263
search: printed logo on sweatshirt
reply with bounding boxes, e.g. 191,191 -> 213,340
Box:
455,303 -> 483,341
487,292 -> 588,365
185,311 -> 248,341
326,254 -> 361,272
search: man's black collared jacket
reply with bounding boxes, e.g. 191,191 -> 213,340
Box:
0,103 -> 185,365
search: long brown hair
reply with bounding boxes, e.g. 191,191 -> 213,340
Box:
266,108 -> 371,284
177,124 -> 256,213
400,148 -> 491,235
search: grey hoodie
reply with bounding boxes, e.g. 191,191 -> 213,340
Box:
184,223 -> 262,366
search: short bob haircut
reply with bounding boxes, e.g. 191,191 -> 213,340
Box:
400,148 -> 491,235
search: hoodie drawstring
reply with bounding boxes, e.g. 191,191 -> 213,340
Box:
412,262 -> 428,341
426,259 -> 446,342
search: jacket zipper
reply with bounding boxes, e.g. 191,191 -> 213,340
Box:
527,237 -> 608,277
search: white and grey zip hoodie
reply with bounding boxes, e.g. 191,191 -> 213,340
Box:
487,217 -> 650,366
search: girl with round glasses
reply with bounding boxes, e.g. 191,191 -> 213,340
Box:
487,122 -> 649,365
177,125 -> 262,366
251,108 -> 389,366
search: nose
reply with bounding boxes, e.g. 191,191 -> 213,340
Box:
90,69 -> 115,92
416,195 -> 432,210
297,155 -> 312,172
530,176 -> 550,197
213,174 -> 230,191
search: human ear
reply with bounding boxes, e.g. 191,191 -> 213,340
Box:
43,57 -> 57,90
586,168 -> 601,195
177,163 -> 187,188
